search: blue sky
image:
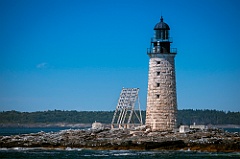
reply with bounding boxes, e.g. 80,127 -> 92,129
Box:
0,0 -> 240,112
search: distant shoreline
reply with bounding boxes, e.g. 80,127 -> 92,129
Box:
0,123 -> 92,128
0,123 -> 239,129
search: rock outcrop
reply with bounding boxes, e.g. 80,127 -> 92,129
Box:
0,128 -> 239,152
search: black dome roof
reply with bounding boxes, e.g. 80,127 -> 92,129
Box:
154,16 -> 170,30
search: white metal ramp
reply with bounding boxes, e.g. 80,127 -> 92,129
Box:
111,88 -> 143,129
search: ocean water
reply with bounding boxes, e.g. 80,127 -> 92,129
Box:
0,148 -> 240,159
0,128 -> 239,158
0,127 -> 82,136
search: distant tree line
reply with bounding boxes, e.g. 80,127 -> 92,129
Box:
0,110 -> 114,124
0,109 -> 239,126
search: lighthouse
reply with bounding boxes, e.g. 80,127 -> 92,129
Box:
146,16 -> 177,131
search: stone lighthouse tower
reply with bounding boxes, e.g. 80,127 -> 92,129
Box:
146,16 -> 177,131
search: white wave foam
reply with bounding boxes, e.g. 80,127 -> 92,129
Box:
65,147 -> 82,151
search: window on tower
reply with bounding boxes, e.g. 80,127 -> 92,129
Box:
157,72 -> 160,76
157,61 -> 160,64
157,83 -> 160,87
156,94 -> 160,98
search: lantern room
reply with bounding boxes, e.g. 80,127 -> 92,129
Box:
147,16 -> 177,55
154,16 -> 170,40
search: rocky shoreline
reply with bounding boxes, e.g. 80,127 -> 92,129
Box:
0,128 -> 239,152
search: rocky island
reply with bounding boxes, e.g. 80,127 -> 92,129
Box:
1,127 -> 239,152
